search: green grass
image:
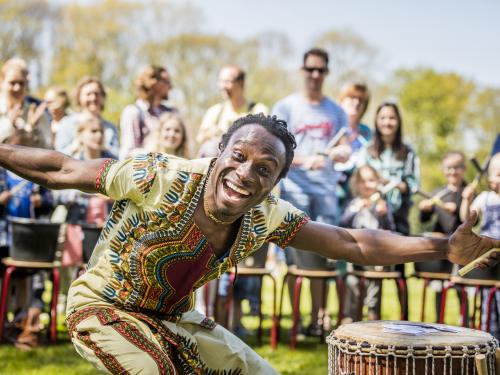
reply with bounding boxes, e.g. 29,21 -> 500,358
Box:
0,273 -> 463,375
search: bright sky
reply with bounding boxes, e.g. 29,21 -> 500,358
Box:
183,0 -> 500,87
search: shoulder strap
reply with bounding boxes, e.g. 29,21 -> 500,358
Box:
133,104 -> 146,144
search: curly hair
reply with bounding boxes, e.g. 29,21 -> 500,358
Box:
74,76 -> 106,111
219,113 -> 296,179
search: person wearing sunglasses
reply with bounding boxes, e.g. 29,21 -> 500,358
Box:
272,48 -> 348,337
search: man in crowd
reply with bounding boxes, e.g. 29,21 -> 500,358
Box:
0,113 -> 498,373
196,64 -> 268,157
272,48 -> 348,336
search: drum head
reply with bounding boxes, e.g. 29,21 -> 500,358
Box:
328,320 -> 494,347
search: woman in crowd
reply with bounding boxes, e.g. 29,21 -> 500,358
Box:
119,65 -> 175,159
357,102 -> 419,236
54,115 -> 114,312
0,60 -> 51,148
54,76 -> 119,158
357,102 -> 420,318
334,83 -> 372,209
44,86 -> 71,145
141,112 -> 189,158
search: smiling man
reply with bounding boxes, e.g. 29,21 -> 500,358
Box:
0,113 -> 498,374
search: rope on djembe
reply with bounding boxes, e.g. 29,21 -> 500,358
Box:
326,333 -> 498,375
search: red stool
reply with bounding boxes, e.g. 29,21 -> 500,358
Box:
225,266 -> 278,349
216,244 -> 278,348
348,268 -> 407,321
440,263 -> 500,328
412,259 -> 453,322
0,259 -> 60,343
0,218 -> 61,344
277,249 -> 344,350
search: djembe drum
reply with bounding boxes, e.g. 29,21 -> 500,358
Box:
327,321 -> 498,375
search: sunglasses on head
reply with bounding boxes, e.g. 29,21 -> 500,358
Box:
302,66 -> 328,75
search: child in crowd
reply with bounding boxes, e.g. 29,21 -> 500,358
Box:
54,115 -> 113,310
460,152 -> 500,340
418,151 -> 467,320
340,165 -> 395,323
143,112 -> 189,157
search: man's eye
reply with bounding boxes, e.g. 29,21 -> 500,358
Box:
232,151 -> 244,161
258,166 -> 270,176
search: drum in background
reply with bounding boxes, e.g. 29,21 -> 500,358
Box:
327,320 -> 498,375
81,223 -> 102,264
9,217 -> 61,263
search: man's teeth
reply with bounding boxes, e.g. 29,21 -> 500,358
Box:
226,181 -> 250,196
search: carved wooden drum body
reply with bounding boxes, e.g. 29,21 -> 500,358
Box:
327,321 -> 498,375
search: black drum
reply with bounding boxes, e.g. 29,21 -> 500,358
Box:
9,217 -> 61,263
81,224 -> 102,264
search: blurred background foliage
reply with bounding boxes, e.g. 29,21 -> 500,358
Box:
1,0 -> 497,230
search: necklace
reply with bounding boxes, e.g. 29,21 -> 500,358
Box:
202,173 -> 236,226
203,195 -> 235,225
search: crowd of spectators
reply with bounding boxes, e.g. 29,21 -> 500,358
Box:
0,48 -> 498,349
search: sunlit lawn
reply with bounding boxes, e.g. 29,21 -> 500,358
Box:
0,269 -> 463,375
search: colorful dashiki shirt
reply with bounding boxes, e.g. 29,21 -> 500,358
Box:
67,153 -> 308,319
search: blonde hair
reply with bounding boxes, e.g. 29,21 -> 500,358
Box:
45,85 -> 71,111
350,164 -> 380,195
489,152 -> 500,174
339,82 -> 370,117
149,112 -> 189,157
1,58 -> 29,80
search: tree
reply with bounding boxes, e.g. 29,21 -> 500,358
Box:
391,68 -> 474,190
0,0 -> 53,86
312,28 -> 380,94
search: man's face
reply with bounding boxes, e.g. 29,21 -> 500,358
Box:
302,54 -> 328,94
217,67 -> 243,101
442,154 -> 465,186
206,124 -> 286,220
79,82 -> 105,115
1,68 -> 27,101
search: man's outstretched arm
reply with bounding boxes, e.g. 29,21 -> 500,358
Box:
289,211 -> 499,268
0,144 -> 106,193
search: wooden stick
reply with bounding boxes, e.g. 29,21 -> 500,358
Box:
9,180 -> 30,196
475,354 -> 488,375
495,348 -> 500,375
416,188 -> 449,210
458,248 -> 500,277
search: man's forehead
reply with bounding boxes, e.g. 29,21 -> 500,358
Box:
229,125 -> 285,155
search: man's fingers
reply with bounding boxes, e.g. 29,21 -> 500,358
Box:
461,210 -> 478,232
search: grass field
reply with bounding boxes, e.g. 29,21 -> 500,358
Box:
0,274 -> 463,375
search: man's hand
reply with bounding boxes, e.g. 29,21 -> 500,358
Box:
302,155 -> 326,170
448,210 -> 499,267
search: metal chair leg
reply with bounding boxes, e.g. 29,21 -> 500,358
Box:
0,266 -> 15,342
290,276 -> 303,350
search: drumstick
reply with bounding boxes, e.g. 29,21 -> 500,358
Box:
325,126 -> 348,151
416,189 -> 449,210
475,354 -> 488,375
469,156 -> 491,190
9,180 -> 30,196
458,248 -> 500,277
